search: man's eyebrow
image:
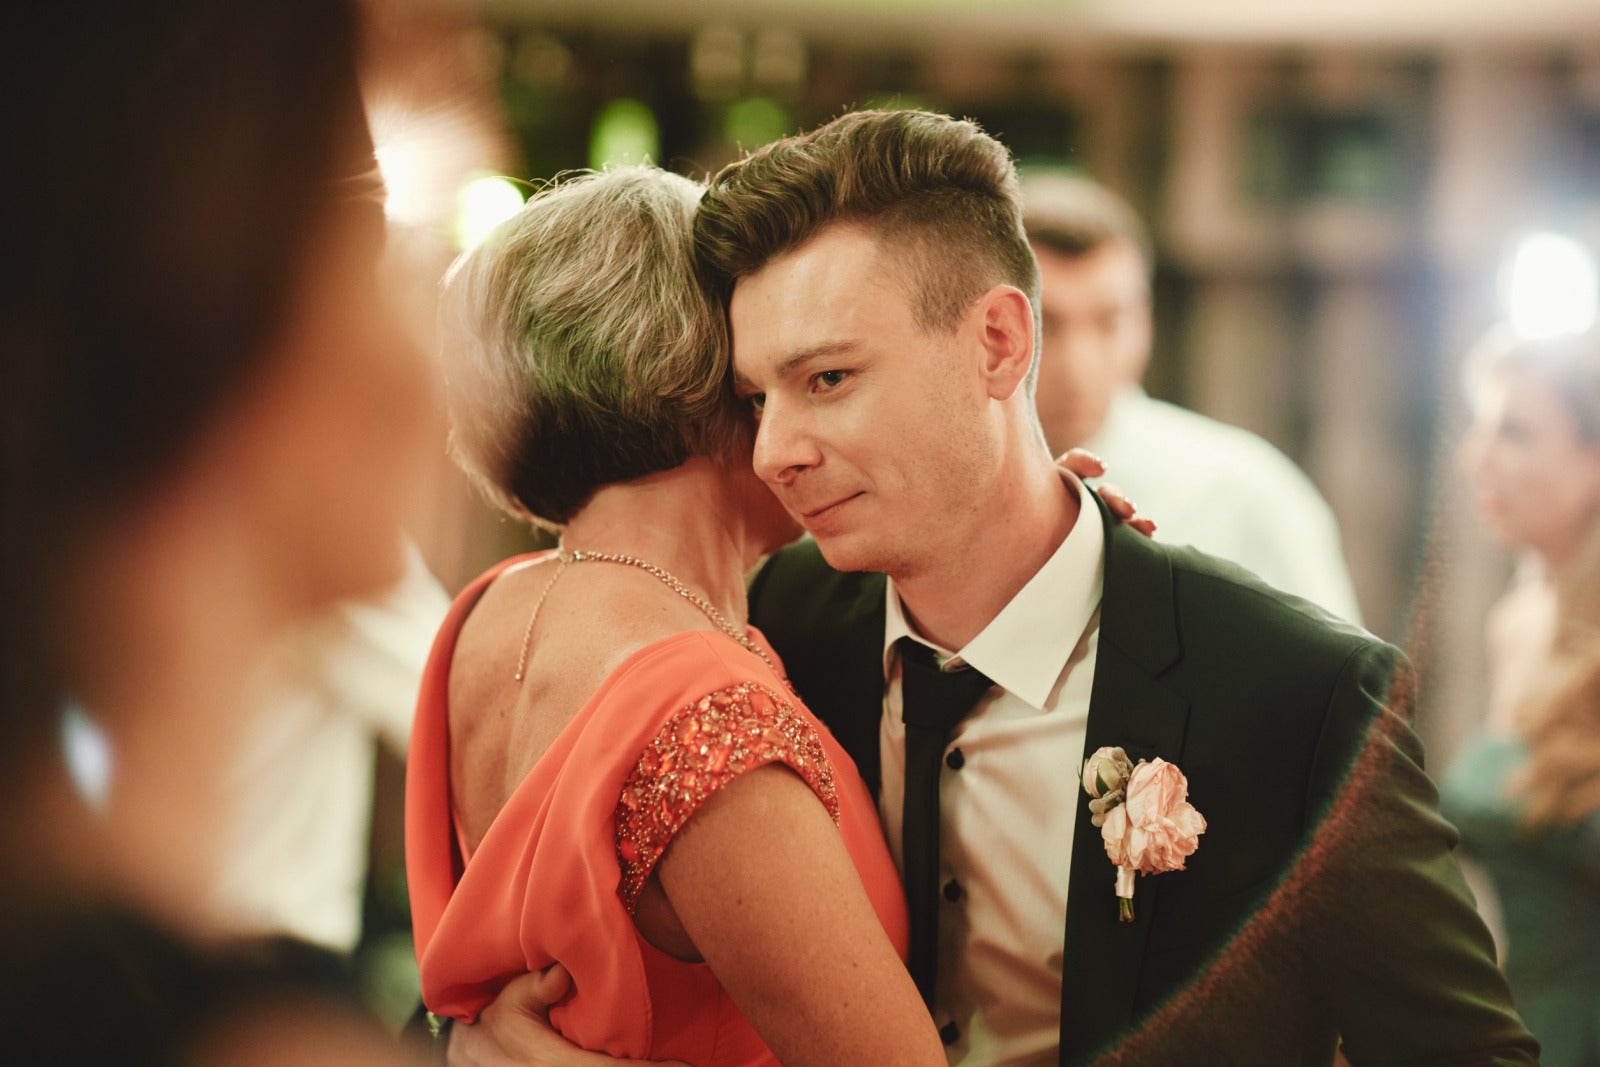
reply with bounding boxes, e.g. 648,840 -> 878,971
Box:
733,339 -> 862,392
778,340 -> 862,377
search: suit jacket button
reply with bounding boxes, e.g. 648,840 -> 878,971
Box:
945,747 -> 965,770
943,878 -> 963,903
939,1022 -> 960,1046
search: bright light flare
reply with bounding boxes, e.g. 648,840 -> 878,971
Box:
373,142 -> 422,223
1501,232 -> 1599,340
60,698 -> 112,813
455,175 -> 525,252
370,100 -> 500,232
372,119 -> 441,226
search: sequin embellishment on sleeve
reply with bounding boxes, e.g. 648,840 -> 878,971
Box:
615,682 -> 839,912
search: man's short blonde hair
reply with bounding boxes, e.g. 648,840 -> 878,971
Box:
441,166 -> 744,526
694,109 -> 1042,389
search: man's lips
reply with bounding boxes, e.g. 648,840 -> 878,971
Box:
795,492 -> 863,520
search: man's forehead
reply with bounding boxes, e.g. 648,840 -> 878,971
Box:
731,298 -> 877,387
730,236 -> 886,320
735,222 -> 887,287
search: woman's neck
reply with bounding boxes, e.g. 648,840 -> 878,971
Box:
558,458 -> 759,625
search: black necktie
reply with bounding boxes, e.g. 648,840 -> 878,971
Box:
897,637 -> 995,1008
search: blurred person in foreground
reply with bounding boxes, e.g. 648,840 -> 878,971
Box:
0,1 -> 438,1061
1443,325 -> 1600,1066
1020,172 -> 1362,624
457,110 -> 1534,1065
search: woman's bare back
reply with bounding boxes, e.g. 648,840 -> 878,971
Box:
447,555 -> 722,854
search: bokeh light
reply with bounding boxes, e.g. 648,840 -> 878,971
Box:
1501,232 -> 1600,340
589,98 -> 660,169
455,175 -> 526,252
723,97 -> 792,150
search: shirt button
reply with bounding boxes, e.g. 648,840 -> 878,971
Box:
940,1022 -> 960,1046
945,747 -> 965,770
942,879 -> 963,902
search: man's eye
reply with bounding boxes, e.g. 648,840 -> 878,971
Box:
815,370 -> 847,389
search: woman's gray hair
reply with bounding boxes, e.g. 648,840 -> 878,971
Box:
441,165 -> 743,526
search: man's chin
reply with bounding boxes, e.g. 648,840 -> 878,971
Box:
808,532 -> 885,575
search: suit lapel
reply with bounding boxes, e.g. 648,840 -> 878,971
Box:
1058,492 -> 1191,1063
806,570 -> 889,797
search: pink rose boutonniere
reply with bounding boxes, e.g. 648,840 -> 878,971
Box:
1081,746 -> 1207,922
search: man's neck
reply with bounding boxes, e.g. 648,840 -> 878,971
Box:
892,457 -> 1082,651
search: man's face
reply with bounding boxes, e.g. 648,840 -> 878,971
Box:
728,223 -> 995,578
1032,240 -> 1151,454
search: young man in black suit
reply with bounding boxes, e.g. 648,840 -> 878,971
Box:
691,108 -> 1534,1065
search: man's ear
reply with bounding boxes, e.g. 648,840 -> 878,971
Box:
974,285 -> 1035,401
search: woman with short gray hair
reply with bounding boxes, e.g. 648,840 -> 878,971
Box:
406,165 -> 948,1066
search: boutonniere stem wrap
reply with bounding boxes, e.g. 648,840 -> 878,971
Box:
1082,746 -> 1207,922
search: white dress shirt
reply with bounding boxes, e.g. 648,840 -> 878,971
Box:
881,475 -> 1105,1066
1086,386 -> 1361,624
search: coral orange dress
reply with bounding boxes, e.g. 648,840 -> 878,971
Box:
406,553 -> 908,1064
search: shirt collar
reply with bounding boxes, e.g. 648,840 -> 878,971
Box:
882,472 -> 1105,710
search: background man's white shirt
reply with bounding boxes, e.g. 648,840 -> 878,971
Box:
1087,386 -> 1362,624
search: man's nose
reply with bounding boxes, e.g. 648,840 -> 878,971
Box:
751,397 -> 820,487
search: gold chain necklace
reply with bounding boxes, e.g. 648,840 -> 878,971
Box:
514,547 -> 782,682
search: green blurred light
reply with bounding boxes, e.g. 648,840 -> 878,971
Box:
589,98 -> 660,169
723,97 -> 792,150
455,175 -> 526,252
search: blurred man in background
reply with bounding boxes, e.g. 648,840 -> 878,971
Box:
1021,173 -> 1363,623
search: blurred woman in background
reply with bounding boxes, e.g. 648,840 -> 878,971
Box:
1443,325 -> 1600,1066
0,1 -> 436,1060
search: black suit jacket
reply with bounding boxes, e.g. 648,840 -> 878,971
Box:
748,490 -> 1537,1066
